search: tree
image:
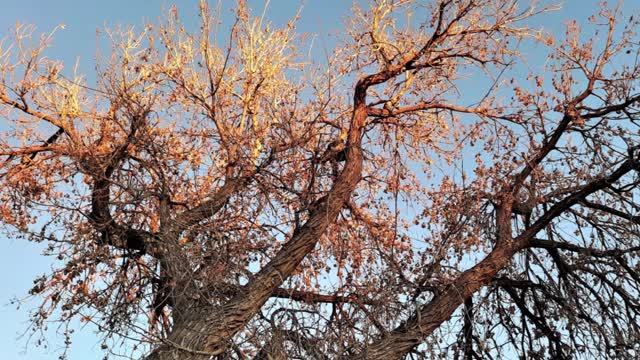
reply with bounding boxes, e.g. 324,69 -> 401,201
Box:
1,0 -> 639,358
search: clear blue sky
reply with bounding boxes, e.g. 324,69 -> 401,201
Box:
0,1 -> 635,359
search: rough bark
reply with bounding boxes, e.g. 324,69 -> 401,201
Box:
355,159 -> 636,359
145,81 -> 371,360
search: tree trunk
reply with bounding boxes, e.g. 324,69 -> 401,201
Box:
145,102 -> 370,359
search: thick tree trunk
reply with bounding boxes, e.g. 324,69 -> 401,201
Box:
145,100 -> 370,359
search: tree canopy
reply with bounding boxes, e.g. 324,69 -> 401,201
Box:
1,0 -> 640,359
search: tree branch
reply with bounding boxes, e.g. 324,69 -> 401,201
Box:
356,155 -> 637,359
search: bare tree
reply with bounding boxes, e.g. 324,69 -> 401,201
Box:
1,1 -> 639,359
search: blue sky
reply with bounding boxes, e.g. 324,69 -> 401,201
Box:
0,1 -> 636,359
0,2 -> 350,359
